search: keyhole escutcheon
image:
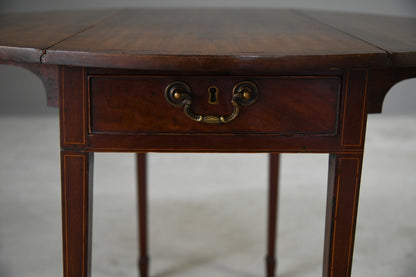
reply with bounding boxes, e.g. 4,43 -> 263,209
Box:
208,86 -> 219,104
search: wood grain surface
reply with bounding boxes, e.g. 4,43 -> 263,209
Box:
302,10 -> 416,67
0,9 -> 117,63
1,8 -> 415,71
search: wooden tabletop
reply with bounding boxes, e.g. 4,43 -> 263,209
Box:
0,8 -> 415,73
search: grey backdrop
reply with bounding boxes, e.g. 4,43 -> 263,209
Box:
0,0 -> 415,115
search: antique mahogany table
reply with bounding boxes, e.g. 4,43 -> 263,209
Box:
1,8 -> 415,277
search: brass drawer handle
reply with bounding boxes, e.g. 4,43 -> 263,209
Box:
165,81 -> 258,124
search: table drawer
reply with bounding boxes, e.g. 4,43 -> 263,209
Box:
89,76 -> 340,135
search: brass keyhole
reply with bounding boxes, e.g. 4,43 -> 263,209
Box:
208,86 -> 219,104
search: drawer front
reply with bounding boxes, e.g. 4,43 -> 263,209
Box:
89,76 -> 340,135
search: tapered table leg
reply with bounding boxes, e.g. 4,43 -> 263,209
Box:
266,153 -> 280,277
137,153 -> 149,277
323,153 -> 363,277
61,151 -> 94,277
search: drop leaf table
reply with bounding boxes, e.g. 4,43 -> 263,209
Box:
1,8 -> 415,277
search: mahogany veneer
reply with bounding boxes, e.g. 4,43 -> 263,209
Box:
1,8 -> 415,277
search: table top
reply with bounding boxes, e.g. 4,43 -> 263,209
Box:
1,8 -> 415,73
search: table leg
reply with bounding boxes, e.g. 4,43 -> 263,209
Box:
61,151 -> 94,277
266,153 -> 280,277
323,153 -> 363,277
137,153 -> 149,277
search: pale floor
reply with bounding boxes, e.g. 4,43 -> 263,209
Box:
0,115 -> 415,277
